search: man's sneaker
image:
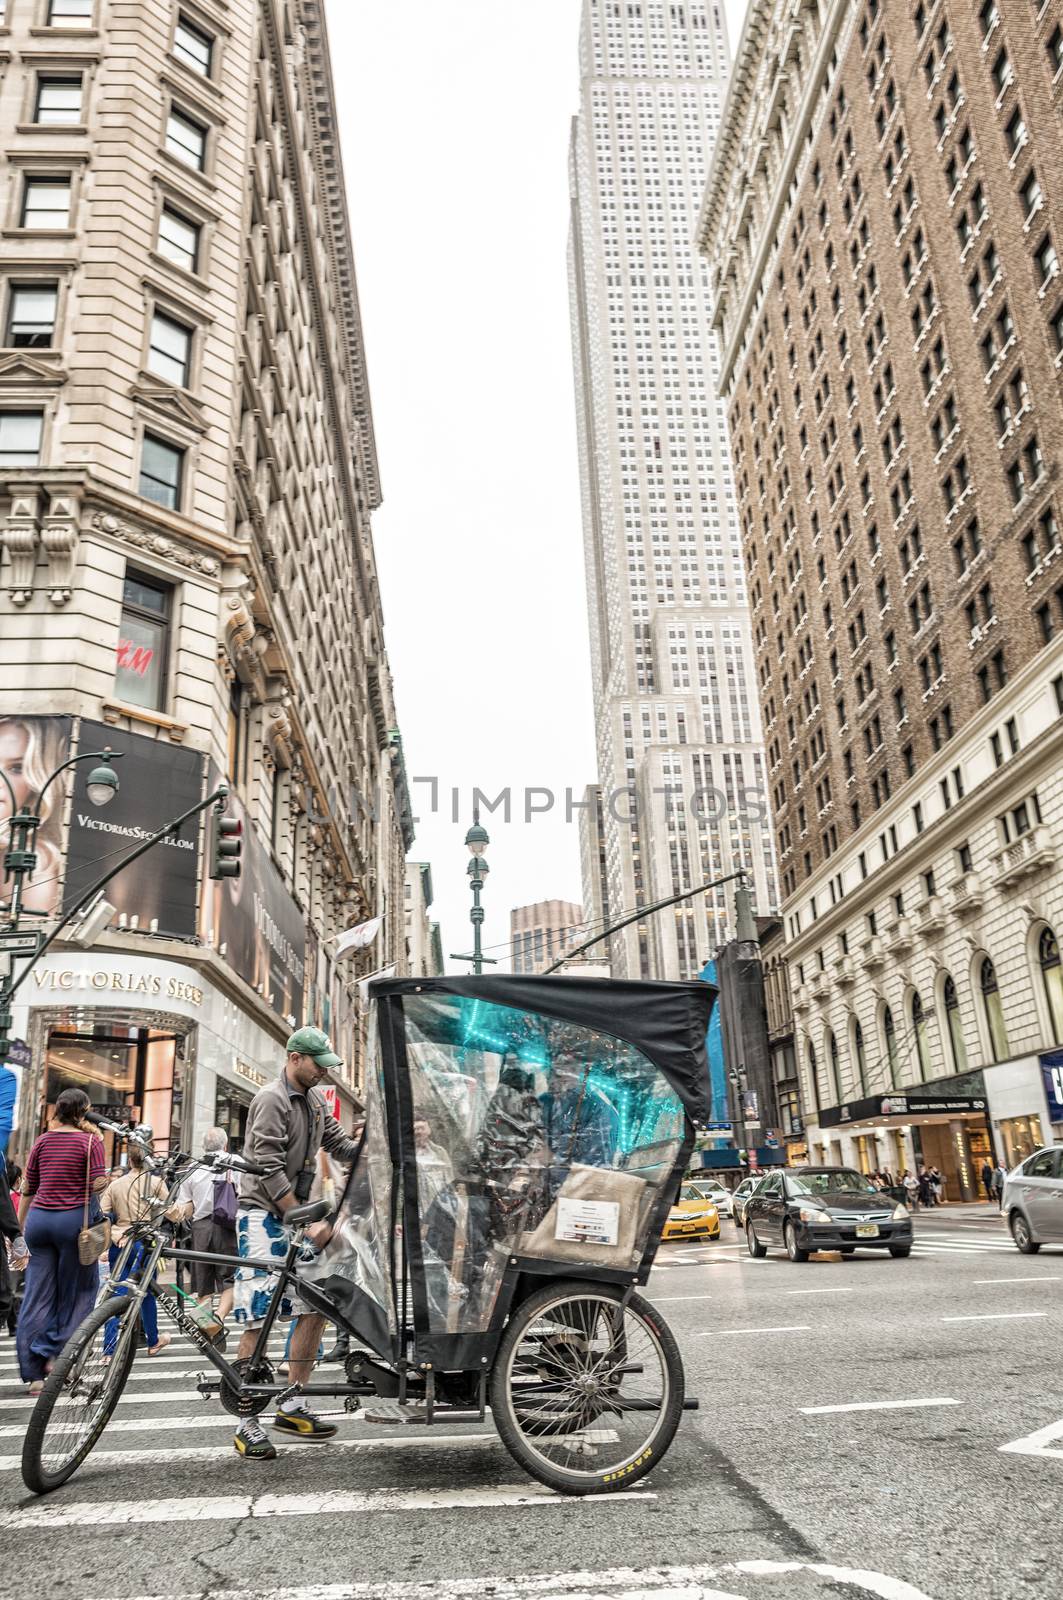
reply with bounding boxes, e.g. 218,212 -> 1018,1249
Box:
234,1418 -> 277,1459
272,1405 -> 337,1442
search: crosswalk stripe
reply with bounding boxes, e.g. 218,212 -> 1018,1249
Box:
0,1411 -> 253,1438
0,1432 -> 501,1471
0,1482 -> 656,1528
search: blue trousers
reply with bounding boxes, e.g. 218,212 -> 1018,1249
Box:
104,1241 -> 159,1352
17,1206 -> 99,1382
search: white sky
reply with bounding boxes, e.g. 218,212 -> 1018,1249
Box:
327,0 -> 750,972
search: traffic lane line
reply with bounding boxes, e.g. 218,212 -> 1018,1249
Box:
998,1417 -> 1063,1460
940,1311 -> 1049,1322
971,1275 -> 1061,1285
798,1397 -> 960,1415
0,1432 -> 504,1472
695,1325 -> 811,1337
60,1560 -> 939,1599
0,1483 -> 657,1529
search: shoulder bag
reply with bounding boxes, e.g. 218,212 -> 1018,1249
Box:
78,1133 -> 111,1266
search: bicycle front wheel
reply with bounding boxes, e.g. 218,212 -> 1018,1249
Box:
489,1278 -> 684,1496
22,1293 -> 139,1494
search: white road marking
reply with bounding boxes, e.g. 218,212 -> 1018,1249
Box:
971,1276 -> 1061,1285
999,1416 -> 1063,1461
783,1287 -> 854,1297
696,1325 -> 811,1337
0,1432 -> 502,1472
0,1389 -> 208,1411
651,1294 -> 718,1303
799,1397 -> 960,1416
0,1483 -> 656,1529
0,1412 -> 258,1439
941,1311 -> 1049,1322
71,1558 -> 938,1599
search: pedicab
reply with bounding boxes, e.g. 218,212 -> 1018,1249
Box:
21,972 -> 715,1498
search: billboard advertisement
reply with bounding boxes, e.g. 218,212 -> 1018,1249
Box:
62,720 -> 204,938
199,765 -> 306,1025
0,713 -> 73,919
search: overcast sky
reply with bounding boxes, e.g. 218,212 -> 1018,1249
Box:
327,0 -> 749,972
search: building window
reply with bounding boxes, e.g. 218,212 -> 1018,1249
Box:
1039,927 -> 1063,1043
852,1018 -> 868,1096
0,410 -> 43,465
174,13 -> 214,76
882,1004 -> 898,1086
980,957 -> 1009,1062
147,308 -> 192,387
116,570 -> 170,712
911,991 -> 931,1081
165,106 -> 207,171
20,176 -> 71,229
138,431 -> 184,510
827,1029 -> 840,1105
35,75 -> 83,125
5,282 -> 57,347
157,204 -> 200,273
943,975 -> 967,1074
47,0 -> 93,23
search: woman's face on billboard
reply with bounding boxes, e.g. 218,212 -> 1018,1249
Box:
0,721 -> 31,821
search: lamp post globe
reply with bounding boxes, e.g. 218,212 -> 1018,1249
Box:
85,757 -> 120,808
465,820 -> 489,858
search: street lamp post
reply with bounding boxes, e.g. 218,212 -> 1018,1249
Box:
1,749 -> 121,930
450,811 -> 498,974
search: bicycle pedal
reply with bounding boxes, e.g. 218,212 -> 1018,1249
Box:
196,1374 -> 220,1399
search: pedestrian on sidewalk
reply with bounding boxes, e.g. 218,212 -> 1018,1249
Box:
99,1139 -> 176,1356
230,1026 -> 360,1459
16,1088 -> 107,1393
0,1155 -> 28,1337
992,1161 -> 1007,1208
930,1167 -> 945,1205
981,1159 -> 995,1203
173,1127 -> 239,1327
917,1168 -> 932,1208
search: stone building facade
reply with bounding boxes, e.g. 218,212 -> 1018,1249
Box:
699,0 -> 1063,1193
510,899 -> 585,975
0,0 -> 412,1155
405,861 -> 443,978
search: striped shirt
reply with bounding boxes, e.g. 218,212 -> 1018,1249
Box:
23,1129 -> 105,1211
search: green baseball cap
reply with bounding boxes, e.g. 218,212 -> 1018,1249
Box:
285,1025 -> 343,1069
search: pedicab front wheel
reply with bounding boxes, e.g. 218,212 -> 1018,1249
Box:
489,1277 -> 684,1496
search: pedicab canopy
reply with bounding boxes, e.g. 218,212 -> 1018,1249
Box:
303,974 -> 716,1363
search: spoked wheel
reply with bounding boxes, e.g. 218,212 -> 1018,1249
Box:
489,1278 -> 684,1496
22,1294 -> 138,1494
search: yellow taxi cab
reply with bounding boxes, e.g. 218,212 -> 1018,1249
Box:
661,1182 -> 721,1241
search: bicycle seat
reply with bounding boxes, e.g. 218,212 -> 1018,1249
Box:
286,1199 -> 331,1227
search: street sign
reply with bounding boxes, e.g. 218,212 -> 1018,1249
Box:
0,927 -> 43,958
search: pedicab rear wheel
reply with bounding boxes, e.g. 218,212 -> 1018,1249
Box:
489,1277 -> 684,1496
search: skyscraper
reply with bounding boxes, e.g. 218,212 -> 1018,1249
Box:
568,0 -> 777,980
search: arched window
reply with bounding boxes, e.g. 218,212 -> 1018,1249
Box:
852,1017 -> 868,1096
911,990 -> 931,1080
1039,927 -> 1063,1043
943,974 -> 967,1074
882,1005 -> 899,1086
827,1029 -> 840,1104
980,957 -> 1009,1062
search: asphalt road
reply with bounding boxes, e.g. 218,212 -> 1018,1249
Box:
0,1204 -> 1060,1600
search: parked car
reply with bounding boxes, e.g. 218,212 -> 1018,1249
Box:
1002,1145 -> 1063,1252
683,1176 -> 733,1218
731,1174 -> 766,1229
661,1183 -> 720,1242
744,1167 -> 913,1261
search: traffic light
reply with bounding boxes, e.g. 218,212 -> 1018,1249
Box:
209,807 -> 242,880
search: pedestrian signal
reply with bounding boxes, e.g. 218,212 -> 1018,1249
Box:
209,808 -> 242,880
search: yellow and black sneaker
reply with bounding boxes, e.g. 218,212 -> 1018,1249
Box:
272,1405 -> 337,1442
234,1419 -> 278,1459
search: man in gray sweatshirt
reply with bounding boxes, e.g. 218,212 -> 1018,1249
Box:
232,1026 -> 360,1459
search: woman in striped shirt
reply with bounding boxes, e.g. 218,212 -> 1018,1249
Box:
16,1087 -> 109,1393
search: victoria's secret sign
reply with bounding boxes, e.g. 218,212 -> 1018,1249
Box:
32,967 -> 204,1006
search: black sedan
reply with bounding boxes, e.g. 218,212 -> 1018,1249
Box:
744,1167 -> 914,1261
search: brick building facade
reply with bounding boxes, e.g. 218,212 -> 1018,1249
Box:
699,0 -> 1063,1194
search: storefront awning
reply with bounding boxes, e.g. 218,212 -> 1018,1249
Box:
819,1091 -> 988,1130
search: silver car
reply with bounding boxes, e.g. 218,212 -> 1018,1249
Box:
1002,1145 -> 1063,1252
731,1174 -> 766,1228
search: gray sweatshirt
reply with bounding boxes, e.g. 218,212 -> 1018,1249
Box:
239,1071 -> 359,1215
